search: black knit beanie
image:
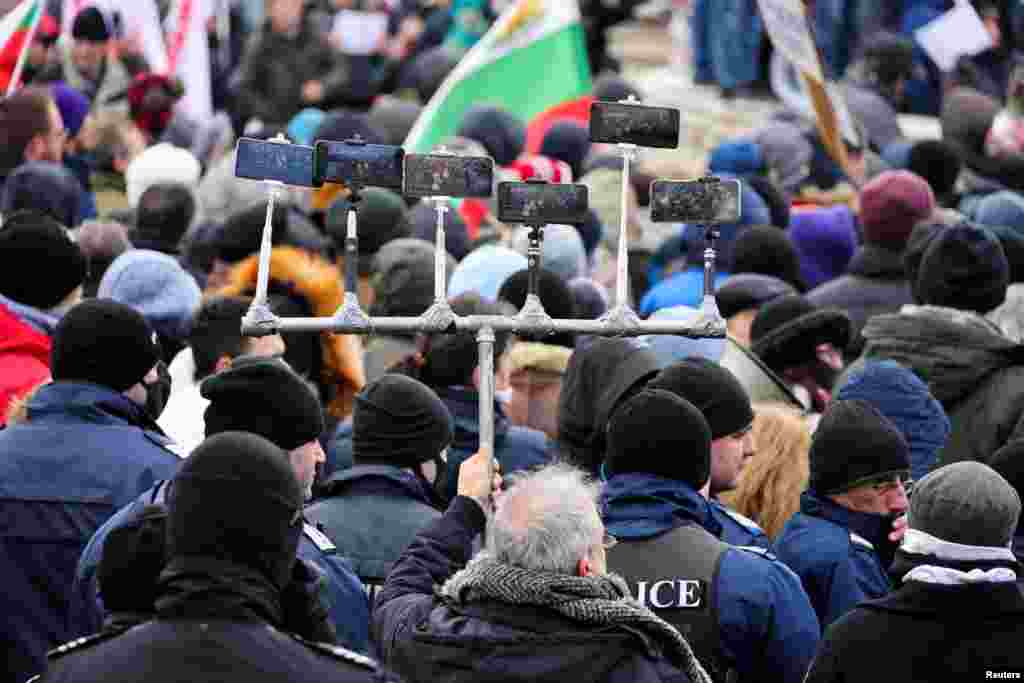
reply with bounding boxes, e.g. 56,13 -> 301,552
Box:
327,188 -> 410,276
0,210 -> 87,310
51,299 -> 160,391
201,357 -> 325,451
166,432 -> 303,590
497,268 -> 577,348
352,374 -> 453,468
809,399 -> 911,495
648,357 -> 754,440
730,224 -> 805,291
915,222 -> 1009,315
72,7 -> 110,41
217,203 -> 289,264
607,388 -> 713,489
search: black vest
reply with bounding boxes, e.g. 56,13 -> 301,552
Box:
607,523 -> 733,683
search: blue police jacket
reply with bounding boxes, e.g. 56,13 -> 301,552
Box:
72,480 -> 372,654
0,382 -> 182,683
602,474 -> 820,683
709,498 -> 772,549
773,491 -> 895,628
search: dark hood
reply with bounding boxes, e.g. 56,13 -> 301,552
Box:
556,339 -> 662,475
861,305 -> 1024,406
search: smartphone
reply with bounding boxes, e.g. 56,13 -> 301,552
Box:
234,137 -> 320,188
497,182 -> 589,225
650,178 -> 743,224
589,101 -> 681,149
403,154 -> 495,198
314,140 -> 405,190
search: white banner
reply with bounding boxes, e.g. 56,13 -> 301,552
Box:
165,0 -> 213,120
755,0 -> 823,83
914,1 -> 993,72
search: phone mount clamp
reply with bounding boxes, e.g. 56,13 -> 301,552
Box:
516,179 -> 554,339
418,146 -> 458,332
333,135 -> 372,330
695,177 -> 724,326
600,95 -> 642,330
243,132 -> 290,337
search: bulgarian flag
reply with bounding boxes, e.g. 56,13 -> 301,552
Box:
404,0 -> 593,156
0,0 -> 42,95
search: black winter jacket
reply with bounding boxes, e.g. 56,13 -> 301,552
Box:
807,245 -> 912,358
805,580 -> 1024,681
40,558 -> 397,683
372,497 -> 694,683
859,305 -> 1024,468
234,18 -> 353,128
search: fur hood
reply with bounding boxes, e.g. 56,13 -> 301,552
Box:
213,246 -> 365,420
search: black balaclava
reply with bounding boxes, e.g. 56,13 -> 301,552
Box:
166,432 -> 304,591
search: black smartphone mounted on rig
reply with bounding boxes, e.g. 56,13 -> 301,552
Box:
496,181 -> 589,225
314,138 -> 405,190
589,100 -> 681,149
650,178 -> 743,224
234,137 -> 321,187
403,153 -> 495,198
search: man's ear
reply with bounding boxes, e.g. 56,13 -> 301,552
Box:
577,555 -> 592,578
23,134 -> 45,162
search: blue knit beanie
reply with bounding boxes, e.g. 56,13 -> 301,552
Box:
98,249 -> 202,343
836,359 -> 950,481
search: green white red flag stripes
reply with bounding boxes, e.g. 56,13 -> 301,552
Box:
404,0 -> 593,156
0,0 -> 41,95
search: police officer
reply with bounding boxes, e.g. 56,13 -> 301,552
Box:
41,432 -> 398,683
602,389 -> 821,683
306,374 -> 452,602
72,357 -> 371,652
648,357 -> 771,549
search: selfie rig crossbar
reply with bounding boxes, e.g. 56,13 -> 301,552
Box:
237,131 -> 726,458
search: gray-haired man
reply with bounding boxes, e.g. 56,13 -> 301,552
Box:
371,454 -> 711,683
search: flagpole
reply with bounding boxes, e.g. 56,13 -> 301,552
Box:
7,0 -> 41,96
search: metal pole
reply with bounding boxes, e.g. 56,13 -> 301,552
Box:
253,184 -> 280,307
434,200 -> 449,303
702,225 -> 722,320
477,326 -> 496,483
245,314 -> 727,337
345,198 -> 360,296
526,224 -> 544,299
616,145 -> 635,309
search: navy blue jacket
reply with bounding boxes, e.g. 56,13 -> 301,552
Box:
773,492 -> 895,628
602,474 -> 820,683
325,387 -> 550,501
372,496 -> 694,683
306,465 -> 443,600
0,382 -> 182,683
708,499 -> 771,550
72,480 -> 372,654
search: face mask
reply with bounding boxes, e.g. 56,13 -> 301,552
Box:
144,361 -> 173,422
494,388 -> 514,405
431,456 -> 452,507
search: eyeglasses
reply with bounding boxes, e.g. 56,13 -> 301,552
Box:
872,474 -> 912,496
602,530 -> 618,550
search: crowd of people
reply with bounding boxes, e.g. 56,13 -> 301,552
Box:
3,0 -> 1024,681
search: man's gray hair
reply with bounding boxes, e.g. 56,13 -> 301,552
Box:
486,462 -> 603,574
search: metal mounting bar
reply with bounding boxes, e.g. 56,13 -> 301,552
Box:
241,313 -> 726,338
